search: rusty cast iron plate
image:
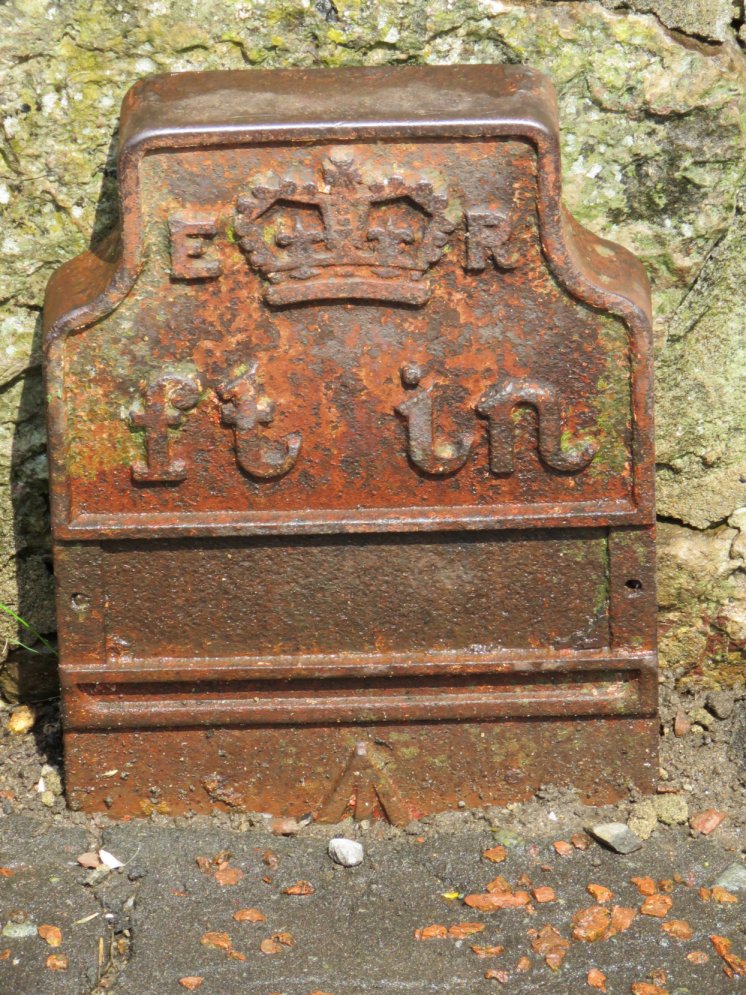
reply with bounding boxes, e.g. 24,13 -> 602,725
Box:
44,64 -> 657,821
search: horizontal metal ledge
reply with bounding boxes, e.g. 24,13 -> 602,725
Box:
62,647 -> 656,684
56,499 -> 650,541
62,649 -> 657,730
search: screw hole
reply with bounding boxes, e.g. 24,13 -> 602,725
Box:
625,579 -> 643,592
71,593 -> 90,612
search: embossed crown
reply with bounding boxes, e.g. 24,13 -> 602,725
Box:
234,154 -> 456,306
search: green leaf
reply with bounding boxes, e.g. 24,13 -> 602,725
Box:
0,604 -> 57,655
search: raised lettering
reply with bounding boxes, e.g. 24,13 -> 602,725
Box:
169,213 -> 221,280
128,372 -> 202,483
395,362 -> 474,476
464,207 -> 522,271
218,362 -> 301,480
476,378 -> 597,474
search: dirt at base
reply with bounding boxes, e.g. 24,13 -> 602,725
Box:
0,673 -> 744,852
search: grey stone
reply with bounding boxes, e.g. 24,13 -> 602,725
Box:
731,702 -> 746,774
84,865 -> 111,887
706,691 -> 735,720
656,191 -> 746,533
1,921 -> 37,938
588,822 -> 644,854
328,837 -> 365,867
713,862 -> 746,893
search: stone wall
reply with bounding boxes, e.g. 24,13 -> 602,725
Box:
1,0 -> 745,684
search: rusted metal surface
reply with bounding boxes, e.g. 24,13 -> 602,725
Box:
44,64 -> 658,821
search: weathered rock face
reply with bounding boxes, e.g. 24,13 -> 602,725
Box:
1,0 -> 744,684
602,0 -> 739,43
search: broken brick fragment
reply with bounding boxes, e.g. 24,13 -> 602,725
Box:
710,935 -> 746,976
673,711 -> 690,737
471,944 -> 504,958
464,892 -> 530,911
45,953 -> 68,971
572,906 -> 611,942
689,809 -> 726,835
214,865 -> 243,886
608,906 -> 637,936
414,924 -> 447,940
485,875 -> 511,894
482,845 -> 507,863
233,907 -> 266,923
687,951 -> 709,965
282,880 -> 315,895
631,876 -> 657,896
38,924 -> 62,947
200,931 -> 232,952
447,922 -> 485,939
259,933 -> 293,954
640,894 -> 673,917
586,883 -> 613,904
529,924 -> 570,970
661,919 -> 692,940
573,904 -> 636,941
532,886 -> 555,904
711,886 -> 738,904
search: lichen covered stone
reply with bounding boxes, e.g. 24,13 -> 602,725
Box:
602,0 -> 738,43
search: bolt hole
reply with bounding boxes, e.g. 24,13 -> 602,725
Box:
625,579 -> 643,592
71,593 -> 90,612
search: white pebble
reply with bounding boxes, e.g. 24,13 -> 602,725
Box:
327,837 -> 364,867
135,57 -> 157,74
